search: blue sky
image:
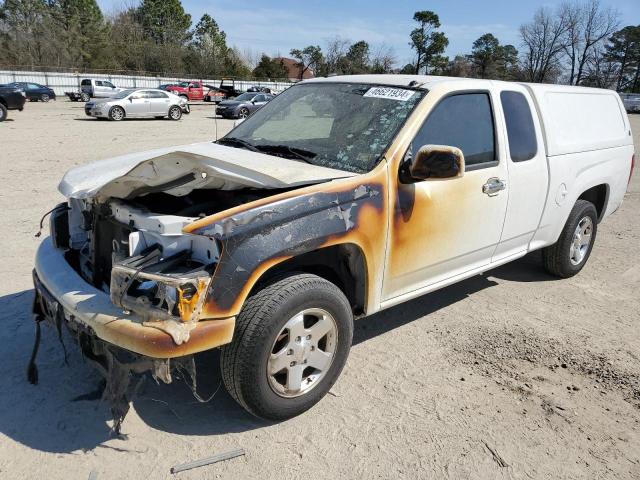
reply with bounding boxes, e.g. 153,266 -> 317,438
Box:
99,0 -> 639,66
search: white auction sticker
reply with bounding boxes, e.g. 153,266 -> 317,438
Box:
363,87 -> 415,101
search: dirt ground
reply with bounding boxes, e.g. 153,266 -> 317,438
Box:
0,100 -> 638,480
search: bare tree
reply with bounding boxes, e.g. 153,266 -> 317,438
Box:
519,7 -> 568,83
560,0 -> 619,85
582,43 -> 618,88
324,36 -> 349,75
370,43 -> 396,73
559,1 -> 581,84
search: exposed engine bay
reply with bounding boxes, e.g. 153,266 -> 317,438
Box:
55,187 -> 287,342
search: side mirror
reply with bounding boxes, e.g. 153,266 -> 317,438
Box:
400,145 -> 465,183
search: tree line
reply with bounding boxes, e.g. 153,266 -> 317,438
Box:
0,0 -> 638,91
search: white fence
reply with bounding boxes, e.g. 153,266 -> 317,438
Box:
0,70 -> 293,96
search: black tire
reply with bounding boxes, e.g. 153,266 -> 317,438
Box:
543,199 -> 598,278
40,94 -> 50,102
168,106 -> 182,120
80,92 -> 90,102
220,273 -> 353,420
0,103 -> 7,122
108,106 -> 125,121
238,107 -> 249,119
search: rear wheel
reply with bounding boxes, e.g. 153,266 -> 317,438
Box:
40,94 -> 50,102
108,106 -> 125,121
0,104 -> 7,122
543,199 -> 598,278
220,273 -> 353,420
168,106 -> 182,120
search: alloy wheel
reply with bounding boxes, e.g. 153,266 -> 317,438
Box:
267,308 -> 338,398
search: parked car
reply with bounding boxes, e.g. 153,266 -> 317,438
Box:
0,84 -> 27,121
31,75 -> 634,425
620,93 -> 640,113
84,88 -> 189,121
5,82 -> 56,102
215,92 -> 274,118
166,81 -> 205,101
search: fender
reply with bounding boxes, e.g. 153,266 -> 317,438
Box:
186,169 -> 389,319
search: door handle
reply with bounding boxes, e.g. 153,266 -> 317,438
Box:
482,177 -> 507,196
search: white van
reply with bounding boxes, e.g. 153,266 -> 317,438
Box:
32,75 -> 634,424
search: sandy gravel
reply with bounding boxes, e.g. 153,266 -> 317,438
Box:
0,101 -> 638,480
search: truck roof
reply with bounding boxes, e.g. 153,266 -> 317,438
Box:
304,74 -> 467,90
305,74 -> 620,96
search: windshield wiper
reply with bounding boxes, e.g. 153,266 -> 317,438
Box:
216,137 -> 260,152
254,144 -> 317,164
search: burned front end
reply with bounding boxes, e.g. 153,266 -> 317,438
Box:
29,141 -> 361,429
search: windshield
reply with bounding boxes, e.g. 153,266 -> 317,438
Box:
177,82 -> 189,87
234,92 -> 258,102
221,83 -> 425,173
113,89 -> 136,99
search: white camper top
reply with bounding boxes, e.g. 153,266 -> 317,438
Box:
306,75 -> 632,158
522,83 -> 632,157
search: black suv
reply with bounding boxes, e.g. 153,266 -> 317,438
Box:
0,85 -> 27,121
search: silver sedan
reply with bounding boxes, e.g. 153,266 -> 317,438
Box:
84,88 -> 190,121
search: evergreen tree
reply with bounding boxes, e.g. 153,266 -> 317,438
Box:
137,0 -> 191,46
409,11 -> 448,74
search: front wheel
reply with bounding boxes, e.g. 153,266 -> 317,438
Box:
543,199 -> 598,278
80,92 -> 90,102
220,273 -> 353,420
0,103 -> 7,122
40,94 -> 50,102
237,107 -> 249,119
168,106 -> 182,120
108,106 -> 125,121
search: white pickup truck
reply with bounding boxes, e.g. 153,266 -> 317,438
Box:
32,75 -> 635,425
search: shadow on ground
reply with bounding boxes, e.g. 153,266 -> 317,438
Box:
0,253 -> 552,453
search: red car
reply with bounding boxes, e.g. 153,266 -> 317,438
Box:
165,81 -> 204,101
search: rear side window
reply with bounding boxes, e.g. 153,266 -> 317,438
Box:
81,79 -> 91,86
147,90 -> 168,99
500,91 -> 537,161
413,93 -> 496,167
95,81 -> 103,86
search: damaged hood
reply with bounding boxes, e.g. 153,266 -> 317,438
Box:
59,142 -> 356,200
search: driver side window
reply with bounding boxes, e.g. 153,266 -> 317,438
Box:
412,93 -> 496,168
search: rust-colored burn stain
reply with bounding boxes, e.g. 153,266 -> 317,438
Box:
89,316 -> 235,359
382,86 -> 505,300
194,166 -> 389,319
177,278 -> 208,321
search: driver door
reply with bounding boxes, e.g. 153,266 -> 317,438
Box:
382,89 -> 509,302
127,91 -> 150,116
